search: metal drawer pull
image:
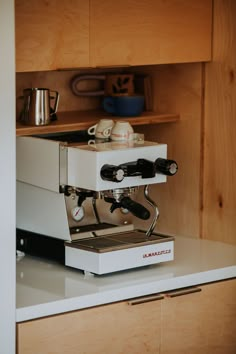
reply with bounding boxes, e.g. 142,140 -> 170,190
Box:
166,287 -> 201,298
128,294 -> 164,305
96,65 -> 131,69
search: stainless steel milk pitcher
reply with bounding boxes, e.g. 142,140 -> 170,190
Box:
21,88 -> 60,126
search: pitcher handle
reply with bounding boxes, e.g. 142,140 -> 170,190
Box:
50,90 -> 60,115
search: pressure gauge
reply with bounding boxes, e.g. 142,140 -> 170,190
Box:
71,206 -> 85,222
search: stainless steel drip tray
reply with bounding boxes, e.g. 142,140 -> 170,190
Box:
66,231 -> 174,253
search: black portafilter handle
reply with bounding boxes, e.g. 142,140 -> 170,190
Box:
120,197 -> 150,220
155,158 -> 178,176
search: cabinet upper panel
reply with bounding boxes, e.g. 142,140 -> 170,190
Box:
90,0 -> 212,67
15,0 -> 89,72
15,0 -> 212,72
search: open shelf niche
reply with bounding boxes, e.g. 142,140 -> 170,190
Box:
16,110 -> 180,136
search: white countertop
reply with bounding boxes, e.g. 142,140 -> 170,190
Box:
16,236 -> 236,322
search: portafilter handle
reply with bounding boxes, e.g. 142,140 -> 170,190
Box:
119,197 -> 150,220
105,195 -> 150,220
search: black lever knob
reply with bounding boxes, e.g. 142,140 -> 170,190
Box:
155,158 -> 178,176
100,164 -> 125,182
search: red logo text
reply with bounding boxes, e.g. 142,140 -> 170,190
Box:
143,249 -> 171,258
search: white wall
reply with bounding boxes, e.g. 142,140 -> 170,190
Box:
0,0 -> 16,353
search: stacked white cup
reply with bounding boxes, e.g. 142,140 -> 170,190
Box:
87,119 -> 115,139
87,119 -> 138,144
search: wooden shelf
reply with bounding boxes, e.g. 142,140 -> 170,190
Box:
16,110 -> 180,136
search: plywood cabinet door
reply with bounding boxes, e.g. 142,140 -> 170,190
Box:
161,279 -> 236,354
15,0 -> 89,72
17,299 -> 162,354
15,0 -> 212,72
90,0 -> 212,67
200,279 -> 236,354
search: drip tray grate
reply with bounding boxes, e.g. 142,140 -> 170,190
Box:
66,230 -> 174,253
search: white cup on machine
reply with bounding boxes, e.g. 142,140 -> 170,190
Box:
110,121 -> 134,141
87,119 -> 114,139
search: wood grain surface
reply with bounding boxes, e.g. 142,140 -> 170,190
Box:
16,110 -> 179,136
162,279 -> 236,354
90,0 -> 212,67
133,63 -> 203,238
17,300 -> 161,354
202,0 -> 236,244
15,0 -> 90,72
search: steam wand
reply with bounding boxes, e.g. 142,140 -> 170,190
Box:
144,185 -> 159,239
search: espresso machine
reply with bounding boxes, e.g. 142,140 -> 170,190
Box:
16,136 -> 178,274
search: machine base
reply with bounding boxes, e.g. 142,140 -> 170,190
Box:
65,230 -> 174,275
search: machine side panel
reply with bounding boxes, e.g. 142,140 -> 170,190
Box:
16,182 -> 71,241
67,148 -> 98,190
16,137 -> 61,192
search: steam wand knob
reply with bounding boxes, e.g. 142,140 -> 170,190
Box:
155,158 -> 178,176
100,164 -> 125,182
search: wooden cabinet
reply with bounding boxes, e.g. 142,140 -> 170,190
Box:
90,0 -> 212,67
202,0 -> 236,245
162,280 -> 236,354
17,279 -> 236,354
17,298 -> 162,354
15,0 -> 212,72
15,0 -> 90,72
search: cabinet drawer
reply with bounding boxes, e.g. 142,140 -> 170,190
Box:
17,300 -> 161,354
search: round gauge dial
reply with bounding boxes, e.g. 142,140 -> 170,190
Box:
71,206 -> 84,222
